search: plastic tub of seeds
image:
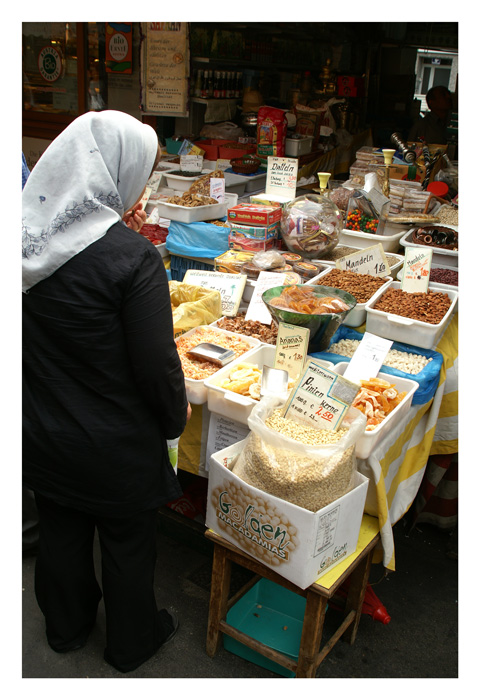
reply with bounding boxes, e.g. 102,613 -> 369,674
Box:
339,226 -> 407,253
262,284 -> 357,353
164,169 -> 213,192
205,343 -> 334,425
306,267 -> 393,327
310,325 -> 444,405
175,325 -> 262,404
364,281 -> 458,350
333,362 -> 419,459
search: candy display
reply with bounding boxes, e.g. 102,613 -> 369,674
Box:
280,193 -> 342,258
345,208 -> 379,233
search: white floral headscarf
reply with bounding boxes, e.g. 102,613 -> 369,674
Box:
22,110 -> 158,292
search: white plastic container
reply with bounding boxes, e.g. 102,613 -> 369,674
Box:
365,281 -> 458,350
237,170 -> 268,193
155,198 -> 227,223
339,226 -> 407,253
334,362 -> 418,459
306,269 -> 393,328
223,172 -> 247,196
205,344 -> 334,425
285,136 -> 313,157
154,242 -> 168,258
175,326 -> 262,405
164,168 -> 213,192
312,248 -> 404,278
399,228 -> 458,268
397,262 -> 458,294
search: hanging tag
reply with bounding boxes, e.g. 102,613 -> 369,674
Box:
283,361 -> 360,432
343,332 -> 393,385
401,247 -> 433,293
274,322 -> 310,382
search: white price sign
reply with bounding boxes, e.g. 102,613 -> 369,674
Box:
342,332 -> 393,385
336,244 -> 391,277
244,270 -> 287,325
401,247 -> 433,293
274,322 -> 310,382
182,269 -> 247,317
283,361 -> 360,431
266,157 -> 298,199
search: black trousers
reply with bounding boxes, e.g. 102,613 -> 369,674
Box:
34,493 -> 171,672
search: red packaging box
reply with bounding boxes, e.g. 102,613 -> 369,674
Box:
227,203 -> 282,226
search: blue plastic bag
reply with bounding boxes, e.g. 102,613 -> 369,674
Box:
310,326 -> 444,405
167,219 -> 229,259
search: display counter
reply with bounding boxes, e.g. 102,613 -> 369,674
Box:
176,311 -> 458,573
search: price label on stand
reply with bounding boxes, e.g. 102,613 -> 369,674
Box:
182,269 -> 246,317
180,154 -> 203,172
342,332 -> 393,385
266,157 -> 298,200
210,178 -> 225,202
274,322 -> 310,382
336,244 -> 391,277
401,247 -> 433,293
244,270 -> 287,325
215,159 -> 231,171
282,361 -> 360,432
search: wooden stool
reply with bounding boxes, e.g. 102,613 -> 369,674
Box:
206,514 -> 380,678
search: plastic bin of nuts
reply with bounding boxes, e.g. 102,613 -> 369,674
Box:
310,326 -> 444,405
206,430 -> 369,589
365,282 -> 458,350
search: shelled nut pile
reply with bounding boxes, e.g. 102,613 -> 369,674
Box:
373,288 -> 452,324
314,268 -> 387,304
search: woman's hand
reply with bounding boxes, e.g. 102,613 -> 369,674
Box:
123,204 -> 147,232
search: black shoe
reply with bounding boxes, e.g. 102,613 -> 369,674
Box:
158,608 -> 179,646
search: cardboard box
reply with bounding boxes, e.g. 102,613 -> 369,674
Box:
228,203 -> 282,227
229,221 -> 279,240
206,439 -> 369,589
228,232 -> 277,252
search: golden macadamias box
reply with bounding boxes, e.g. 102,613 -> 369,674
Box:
206,438 -> 368,589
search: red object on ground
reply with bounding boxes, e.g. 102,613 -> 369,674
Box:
331,578 -> 391,624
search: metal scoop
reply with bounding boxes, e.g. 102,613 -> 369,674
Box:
260,365 -> 289,398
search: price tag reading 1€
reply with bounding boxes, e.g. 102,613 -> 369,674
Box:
342,332 -> 393,385
401,247 -> 433,293
336,244 -> 391,277
274,322 -> 310,381
282,360 -> 360,432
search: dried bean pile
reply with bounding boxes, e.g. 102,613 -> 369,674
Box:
315,268 -> 387,303
373,288 -> 452,324
429,268 -> 458,286
216,312 -> 278,344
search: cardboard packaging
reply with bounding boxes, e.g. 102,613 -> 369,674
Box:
206,438 -> 369,589
228,203 -> 282,227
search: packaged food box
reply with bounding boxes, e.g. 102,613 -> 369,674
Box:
215,250 -> 255,274
229,221 -> 280,240
228,203 -> 282,227
334,363 -> 418,459
206,438 -> 369,589
250,193 -> 293,209
228,232 -> 277,253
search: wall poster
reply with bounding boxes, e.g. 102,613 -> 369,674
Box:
140,22 -> 189,116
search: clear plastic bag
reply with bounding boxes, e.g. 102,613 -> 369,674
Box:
232,396 -> 366,512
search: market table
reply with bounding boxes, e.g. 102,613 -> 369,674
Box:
177,312 -> 458,573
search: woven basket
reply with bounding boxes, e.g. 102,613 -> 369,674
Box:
230,155 -> 262,175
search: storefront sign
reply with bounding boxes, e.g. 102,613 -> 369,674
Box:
342,332 -> 393,385
336,243 -> 391,277
38,45 -> 63,82
283,361 -> 360,431
401,247 -> 433,293
105,23 -> 133,73
141,22 -> 189,116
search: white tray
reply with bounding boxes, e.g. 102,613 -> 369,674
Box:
334,362 -> 418,459
365,281 -> 458,350
175,326 -> 262,405
306,269 -> 393,327
205,344 -> 334,425
339,226 -> 407,253
399,229 -> 458,268
155,198 -> 227,223
397,262 -> 458,294
164,169 -> 213,192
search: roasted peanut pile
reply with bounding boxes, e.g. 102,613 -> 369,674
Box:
373,288 -> 452,324
315,268 -> 387,303
216,312 -> 278,344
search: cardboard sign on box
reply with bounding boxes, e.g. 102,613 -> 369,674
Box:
206,439 -> 368,590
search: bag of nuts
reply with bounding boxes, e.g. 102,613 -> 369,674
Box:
232,396 -> 366,512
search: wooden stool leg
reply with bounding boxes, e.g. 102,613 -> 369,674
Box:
342,547 -> 375,645
296,592 -> 328,678
206,544 -> 232,657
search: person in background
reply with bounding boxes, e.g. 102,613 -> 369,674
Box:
22,152 -> 30,189
22,110 -> 191,673
408,85 -> 453,145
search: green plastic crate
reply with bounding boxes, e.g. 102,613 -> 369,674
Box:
224,578 -> 307,678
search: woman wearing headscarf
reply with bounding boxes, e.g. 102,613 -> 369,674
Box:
22,110 -> 191,673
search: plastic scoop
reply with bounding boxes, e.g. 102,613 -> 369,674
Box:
260,365 -> 289,397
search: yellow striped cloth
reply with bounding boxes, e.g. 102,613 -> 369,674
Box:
357,313 -> 458,570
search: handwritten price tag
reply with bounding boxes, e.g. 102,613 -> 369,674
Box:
266,157 -> 298,199
342,332 -> 393,385
182,269 -> 246,317
336,244 -> 391,277
282,361 -> 360,431
401,247 -> 433,293
245,270 -> 287,324
274,322 -> 310,382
